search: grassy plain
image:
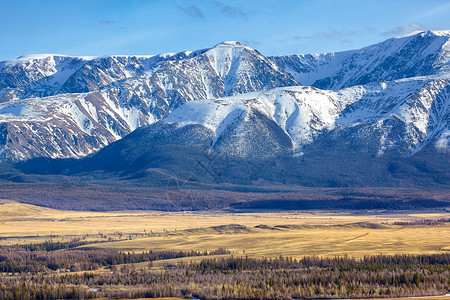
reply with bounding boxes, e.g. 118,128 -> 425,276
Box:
0,199 -> 449,259
1,199 -> 449,300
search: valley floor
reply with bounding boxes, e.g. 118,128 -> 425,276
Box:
0,199 -> 449,258
0,200 -> 449,299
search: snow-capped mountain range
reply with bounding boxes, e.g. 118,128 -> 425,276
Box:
0,30 -> 449,175
0,41 -> 297,160
272,30 -> 450,89
163,77 -> 449,158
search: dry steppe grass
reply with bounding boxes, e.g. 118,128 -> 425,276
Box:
1,200 -> 449,259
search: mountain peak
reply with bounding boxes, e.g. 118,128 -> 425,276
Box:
394,30 -> 426,39
203,40 -> 282,83
211,41 -> 259,53
1,34 -> 449,176
14,54 -> 96,62
394,30 -> 450,39
426,29 -> 450,37
216,41 -> 243,47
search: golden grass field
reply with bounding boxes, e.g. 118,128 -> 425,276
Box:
1,199 -> 450,300
0,199 -> 449,259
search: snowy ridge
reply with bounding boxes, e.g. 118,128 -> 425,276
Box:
0,31 -> 449,161
0,41 -> 297,161
11,54 -> 98,62
165,86 -> 346,152
0,49 -> 210,99
164,76 -> 450,157
336,78 -> 450,154
272,30 -> 450,89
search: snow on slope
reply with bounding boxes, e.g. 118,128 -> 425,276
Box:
0,87 -> 158,160
165,86 -> 356,153
164,77 -> 450,157
0,50 -> 211,100
272,30 -> 450,89
1,32 -> 449,162
0,55 -> 88,98
0,42 -> 297,161
338,79 -> 449,135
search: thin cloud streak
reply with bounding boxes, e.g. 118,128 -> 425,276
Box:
221,5 -> 248,20
178,5 -> 204,19
213,1 -> 248,20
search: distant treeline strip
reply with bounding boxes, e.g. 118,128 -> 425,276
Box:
393,218 -> 450,226
0,246 -> 230,273
0,249 -> 448,299
2,238 -> 94,252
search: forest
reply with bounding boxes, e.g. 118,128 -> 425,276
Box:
0,241 -> 449,299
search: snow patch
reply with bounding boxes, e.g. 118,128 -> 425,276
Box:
436,130 -> 450,150
394,30 -> 425,39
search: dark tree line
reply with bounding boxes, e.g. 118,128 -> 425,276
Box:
393,218 -> 450,226
0,246 -> 230,273
0,248 -> 448,299
5,238 -> 92,252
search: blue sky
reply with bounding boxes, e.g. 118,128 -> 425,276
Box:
1,0 -> 450,61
